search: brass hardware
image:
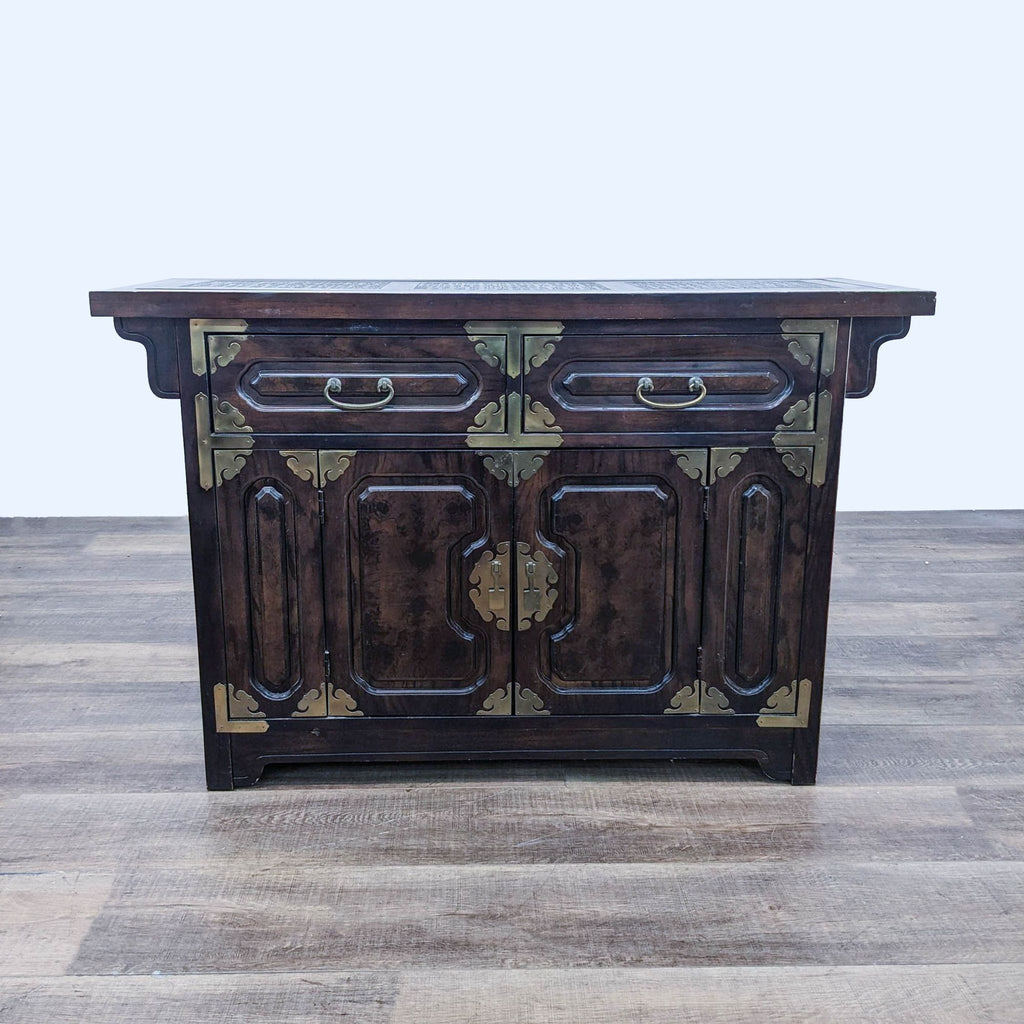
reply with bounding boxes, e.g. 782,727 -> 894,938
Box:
522,396 -> 562,434
213,682 -> 269,733
775,446 -> 815,484
523,333 -> 559,373
280,450 -> 356,488
478,450 -> 550,488
213,450 -> 253,487
467,396 -> 507,435
281,450 -> 319,485
700,684 -> 736,715
208,335 -> 243,373
477,686 -> 513,716
515,683 -> 551,716
469,542 -> 512,631
328,685 -> 364,717
709,448 -> 748,483
189,319 -> 248,376
636,375 -> 707,410
670,449 -> 708,485
773,390 -> 832,487
320,450 -> 356,485
467,391 -> 563,486
194,393 -> 255,490
781,319 -> 838,377
472,334 -> 507,374
757,678 -> 812,728
467,393 -> 562,449
775,395 -> 815,432
324,375 -> 395,411
211,396 -> 252,434
784,334 -> 819,367
516,542 -> 558,631
464,321 -> 563,379
664,682 -> 699,714
292,687 -> 328,717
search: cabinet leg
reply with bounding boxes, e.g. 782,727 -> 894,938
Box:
758,746 -> 796,784
202,731 -> 234,791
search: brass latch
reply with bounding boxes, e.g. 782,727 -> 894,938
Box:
469,542 -> 513,631
469,542 -> 558,631
515,543 -> 558,631
487,556 -> 507,612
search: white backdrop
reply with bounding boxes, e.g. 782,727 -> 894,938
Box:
2,0 -> 1021,515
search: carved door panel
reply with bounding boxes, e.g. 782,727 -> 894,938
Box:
701,446 -> 813,718
215,450 -> 328,728
321,450 -> 513,716
513,449 -> 706,715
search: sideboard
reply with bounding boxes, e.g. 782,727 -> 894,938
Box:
91,279 -> 935,788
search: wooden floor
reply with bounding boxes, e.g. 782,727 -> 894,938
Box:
0,512 -> 1022,1023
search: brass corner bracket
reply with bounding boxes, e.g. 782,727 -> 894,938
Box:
213,682 -> 269,733
772,390 -> 832,487
195,393 -> 255,490
464,321 -> 564,378
467,392 -> 564,487
476,682 -> 551,716
700,683 -> 736,715
780,319 -> 838,378
291,687 -> 328,718
709,448 -> 748,483
190,319 -> 249,377
670,449 -> 708,485
756,678 -> 812,728
328,686 -> 364,717
663,681 -> 699,714
280,450 -> 357,488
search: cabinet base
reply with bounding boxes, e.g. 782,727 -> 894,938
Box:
213,715 -> 809,790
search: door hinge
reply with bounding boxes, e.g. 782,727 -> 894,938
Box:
324,649 -> 331,681
696,645 -> 704,677
318,490 -> 326,525
702,486 -> 709,520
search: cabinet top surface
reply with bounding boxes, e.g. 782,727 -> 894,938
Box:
90,277 -> 936,320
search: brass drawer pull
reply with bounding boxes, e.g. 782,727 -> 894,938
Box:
636,375 -> 707,410
324,376 -> 395,411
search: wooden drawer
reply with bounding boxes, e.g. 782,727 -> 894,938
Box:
202,330 -> 507,436
527,329 -> 828,436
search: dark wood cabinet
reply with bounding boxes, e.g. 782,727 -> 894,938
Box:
93,279 -> 935,787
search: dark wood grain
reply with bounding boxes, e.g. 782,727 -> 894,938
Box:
89,277 -> 937,320
92,293 -> 935,788
321,450 -> 513,717
514,448 -> 704,714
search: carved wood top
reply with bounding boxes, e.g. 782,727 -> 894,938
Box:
91,278 -> 936,320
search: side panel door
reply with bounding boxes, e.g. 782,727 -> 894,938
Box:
513,449 -> 705,715
322,450 -> 513,716
702,446 -> 813,716
215,450 -> 328,724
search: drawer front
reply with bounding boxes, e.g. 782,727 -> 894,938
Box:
527,331 -> 826,435
202,331 -> 506,436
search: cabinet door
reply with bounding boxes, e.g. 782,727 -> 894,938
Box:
514,449 -> 705,715
216,450 -> 328,723
322,450 -> 512,716
702,446 -> 812,716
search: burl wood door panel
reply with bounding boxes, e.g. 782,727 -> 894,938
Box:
514,449 -> 705,715
321,450 -> 512,716
702,447 -> 812,716
529,331 -> 821,436
216,450 -> 327,721
206,331 -> 506,436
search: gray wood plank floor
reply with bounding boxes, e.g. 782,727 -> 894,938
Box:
0,512 -> 1022,1023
